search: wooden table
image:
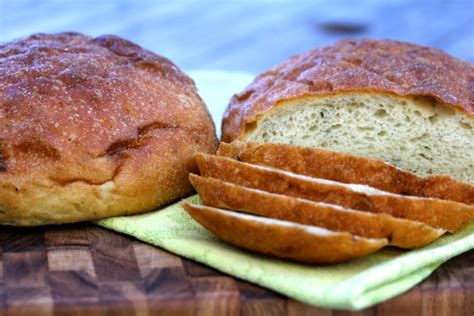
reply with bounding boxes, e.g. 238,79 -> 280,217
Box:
0,224 -> 472,315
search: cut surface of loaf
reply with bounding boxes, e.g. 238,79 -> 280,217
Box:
218,141 -> 474,204
189,174 -> 444,248
195,153 -> 474,232
182,202 -> 387,264
222,39 -> 474,184
245,93 -> 473,184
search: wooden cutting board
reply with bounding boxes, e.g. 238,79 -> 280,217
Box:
0,224 -> 472,316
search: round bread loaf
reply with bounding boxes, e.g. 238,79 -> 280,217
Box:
222,39 -> 474,184
0,32 -> 218,226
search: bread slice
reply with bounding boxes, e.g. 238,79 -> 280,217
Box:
195,154 -> 474,232
182,202 -> 387,263
221,40 -> 474,184
189,174 -> 444,248
218,142 -> 474,205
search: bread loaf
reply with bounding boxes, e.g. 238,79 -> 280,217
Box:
218,141 -> 474,204
222,39 -> 474,184
189,174 -> 444,248
195,153 -> 474,232
0,33 -> 218,226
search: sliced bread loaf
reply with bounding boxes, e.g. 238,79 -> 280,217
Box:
218,141 -> 474,204
221,39 -> 474,184
195,153 -> 474,232
189,174 -> 444,248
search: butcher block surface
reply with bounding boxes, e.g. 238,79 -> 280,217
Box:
0,224 -> 472,315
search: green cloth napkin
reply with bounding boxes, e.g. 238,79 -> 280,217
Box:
96,195 -> 474,310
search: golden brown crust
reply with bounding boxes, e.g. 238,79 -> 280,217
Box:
0,32 -> 218,225
222,39 -> 474,142
189,174 -> 444,248
218,142 -> 474,204
182,202 -> 387,264
195,154 -> 474,232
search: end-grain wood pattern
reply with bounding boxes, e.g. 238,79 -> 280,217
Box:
0,224 -> 472,315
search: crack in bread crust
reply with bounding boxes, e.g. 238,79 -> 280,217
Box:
0,153 -> 6,172
104,121 -> 180,157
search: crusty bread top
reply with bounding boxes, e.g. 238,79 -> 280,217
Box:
0,32 -> 216,184
222,39 -> 474,141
